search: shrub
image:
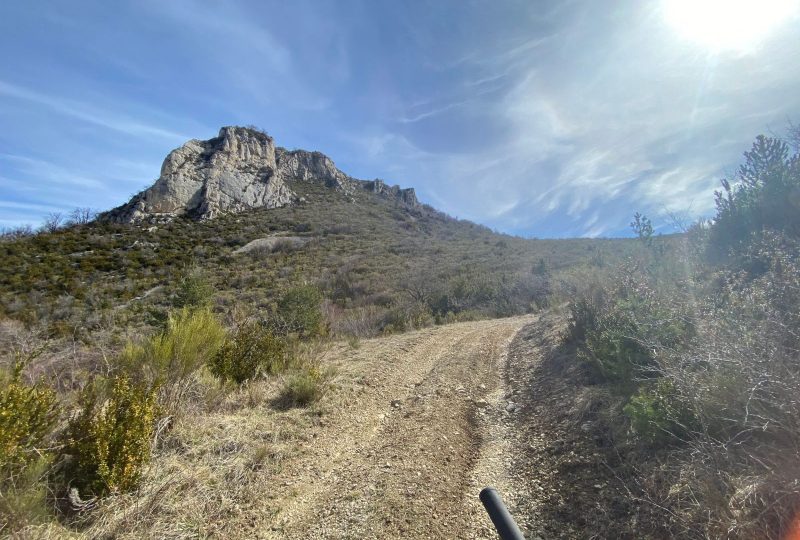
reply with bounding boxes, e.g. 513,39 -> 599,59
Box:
0,363 -> 58,530
569,282 -> 648,390
328,304 -> 386,338
282,365 -> 333,406
62,375 -> 158,497
623,379 -> 695,445
516,273 -> 552,310
0,363 -> 58,478
383,300 -> 433,332
209,322 -> 289,384
0,360 -> 59,533
707,135 -> 800,263
173,267 -> 213,308
558,133 -> 800,536
119,307 -> 226,388
569,271 -> 694,394
0,455 -> 53,531
276,285 -> 324,339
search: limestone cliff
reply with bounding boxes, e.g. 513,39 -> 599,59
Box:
105,126 -> 419,223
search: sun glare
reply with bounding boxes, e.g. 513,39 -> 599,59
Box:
662,0 -> 799,52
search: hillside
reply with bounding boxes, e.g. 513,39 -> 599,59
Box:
3,0 -> 799,535
0,127 -> 633,347
3,128 -> 800,539
0,126 -> 638,537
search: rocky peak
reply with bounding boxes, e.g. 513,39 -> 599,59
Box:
104,126 -> 419,223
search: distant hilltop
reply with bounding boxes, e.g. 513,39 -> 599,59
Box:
103,126 -> 419,223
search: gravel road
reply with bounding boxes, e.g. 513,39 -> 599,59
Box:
267,315 -> 534,539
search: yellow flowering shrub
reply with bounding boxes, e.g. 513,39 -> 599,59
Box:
0,364 -> 58,478
64,375 -> 158,496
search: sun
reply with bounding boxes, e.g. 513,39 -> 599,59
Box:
662,0 -> 799,52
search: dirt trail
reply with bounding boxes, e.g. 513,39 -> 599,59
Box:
267,315 -> 534,539
42,312 -> 620,540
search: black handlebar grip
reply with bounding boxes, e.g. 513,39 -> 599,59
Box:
479,487 -> 526,540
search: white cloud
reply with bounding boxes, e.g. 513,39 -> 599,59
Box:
0,154 -> 105,189
0,81 -> 191,142
1,0 -> 797,235
398,100 -> 470,124
0,200 -> 64,213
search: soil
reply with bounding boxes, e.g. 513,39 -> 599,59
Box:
264,311 -> 630,539
497,311 -> 636,540
268,315 -> 532,539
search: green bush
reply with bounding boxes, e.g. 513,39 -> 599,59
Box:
0,455 -> 53,530
173,267 -> 214,309
276,285 -> 324,339
569,281 -> 648,391
0,361 -> 59,531
569,272 -> 694,394
282,365 -> 332,406
580,309 -> 650,393
119,307 -> 226,387
623,379 -> 695,445
209,322 -> 289,384
63,375 -> 158,497
0,364 -> 58,478
707,135 -> 800,263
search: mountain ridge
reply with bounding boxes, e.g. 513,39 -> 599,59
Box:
103,126 -> 419,223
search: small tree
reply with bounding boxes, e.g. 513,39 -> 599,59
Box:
631,212 -> 654,246
532,257 -> 549,276
708,135 -> 800,262
41,212 -> 64,233
173,267 -> 214,309
68,207 -> 96,226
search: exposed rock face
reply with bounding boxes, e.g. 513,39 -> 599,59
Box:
107,127 -> 293,222
105,126 -> 419,223
363,179 -> 419,207
232,236 -> 311,255
276,149 -> 352,190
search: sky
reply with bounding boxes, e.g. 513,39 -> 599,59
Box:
1,0 -> 799,237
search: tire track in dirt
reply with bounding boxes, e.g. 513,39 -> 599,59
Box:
267,315 -> 532,539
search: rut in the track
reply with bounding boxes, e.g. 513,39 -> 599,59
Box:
269,316 -> 531,539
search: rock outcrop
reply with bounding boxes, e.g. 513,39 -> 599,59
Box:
363,179 -> 419,208
275,149 -> 352,190
105,126 -> 419,223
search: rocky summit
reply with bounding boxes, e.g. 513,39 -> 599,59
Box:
104,126 -> 418,223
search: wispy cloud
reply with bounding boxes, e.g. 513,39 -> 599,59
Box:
0,0 -> 797,234
398,100 -> 469,124
144,0 -> 337,112
0,154 -> 105,189
0,81 -> 191,142
0,200 -> 65,213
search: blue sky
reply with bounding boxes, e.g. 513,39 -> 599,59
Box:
1,0 -> 799,237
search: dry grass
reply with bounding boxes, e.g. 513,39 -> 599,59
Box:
14,373 -> 319,538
